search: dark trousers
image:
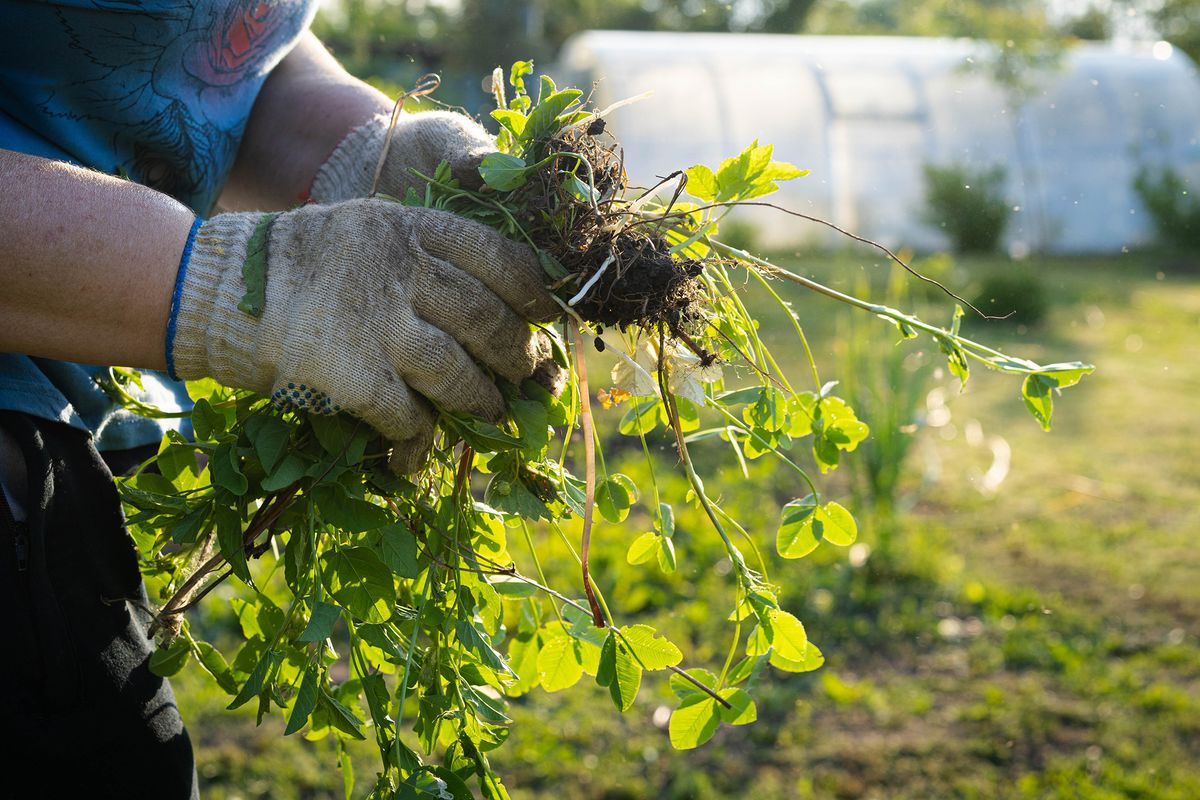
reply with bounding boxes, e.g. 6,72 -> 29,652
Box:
0,412 -> 198,799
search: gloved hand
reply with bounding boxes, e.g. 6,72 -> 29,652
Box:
310,111 -> 495,203
169,199 -> 564,472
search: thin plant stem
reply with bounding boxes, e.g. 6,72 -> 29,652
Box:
570,318 -> 607,628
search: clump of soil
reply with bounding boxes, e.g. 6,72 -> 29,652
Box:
559,228 -> 704,329
510,124 -> 706,333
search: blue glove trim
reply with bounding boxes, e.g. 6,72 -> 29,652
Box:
165,217 -> 204,380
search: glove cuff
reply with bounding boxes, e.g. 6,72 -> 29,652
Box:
310,114 -> 388,204
171,212 -> 268,388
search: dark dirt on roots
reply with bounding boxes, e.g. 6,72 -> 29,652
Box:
561,228 -> 704,330
513,125 -> 706,333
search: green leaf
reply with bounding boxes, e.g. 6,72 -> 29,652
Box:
356,624 -> 404,660
937,335 -> 970,387
284,666 -> 320,735
743,387 -> 788,432
507,633 -> 542,696
685,164 -> 718,202
211,442 -> 248,496
596,474 -> 638,523
378,521 -> 420,578
261,453 -> 306,492
618,399 -> 663,435
762,160 -> 810,181
626,532 -> 659,565
232,596 -> 282,640
509,60 -> 533,92
1036,362 -> 1094,388
444,414 -> 523,452
320,690 -> 367,740
149,638 -> 191,677
620,624 -> 683,670
605,634 -> 642,712
156,438 -> 200,489
298,601 -> 342,643
777,495 -> 819,559
669,668 -> 719,700
950,303 -> 964,336
246,414 -> 290,473
786,392 -> 817,437
595,632 -> 616,687
537,631 -> 584,692
215,504 -> 251,583
361,673 -> 392,732
523,88 -> 582,143
657,536 -> 677,574
194,641 -> 239,695
191,398 -> 224,441
768,609 -> 809,662
715,144 -> 755,202
399,768 -> 474,800
820,501 -> 858,546
1022,373 -> 1056,431
718,386 -> 767,406
461,681 -> 510,724
284,523 -> 314,596
490,109 -> 527,139
479,153 -> 529,191
534,73 -> 554,103
310,414 -> 370,463
718,688 -> 757,725
120,479 -> 188,517
563,175 -> 599,204
669,694 -> 721,750
813,432 -> 841,472
237,212 -> 279,317
323,547 -> 396,623
228,649 -> 282,710
658,502 -> 676,538
484,469 -> 553,521
312,486 -> 392,533
769,641 -> 825,673
509,398 -> 550,456
455,619 -> 515,677
826,417 -> 870,451
777,496 -> 858,557
814,396 -> 868,456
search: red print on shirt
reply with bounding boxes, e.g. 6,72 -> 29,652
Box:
185,1 -> 294,87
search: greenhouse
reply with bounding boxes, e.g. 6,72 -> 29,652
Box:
556,32 -> 1200,253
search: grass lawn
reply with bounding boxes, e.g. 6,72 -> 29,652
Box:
178,250 -> 1200,799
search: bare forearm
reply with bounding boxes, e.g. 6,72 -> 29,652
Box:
219,32 -> 390,211
0,149 -> 194,370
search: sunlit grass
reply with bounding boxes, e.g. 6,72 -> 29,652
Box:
180,250 -> 1200,799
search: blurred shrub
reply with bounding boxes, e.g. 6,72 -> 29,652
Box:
1133,165 -> 1200,249
970,268 -> 1048,326
923,163 -> 1011,253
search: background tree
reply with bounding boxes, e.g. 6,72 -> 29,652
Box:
314,0 -> 818,103
1152,0 -> 1200,63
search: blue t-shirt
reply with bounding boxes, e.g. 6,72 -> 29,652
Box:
0,0 -> 316,450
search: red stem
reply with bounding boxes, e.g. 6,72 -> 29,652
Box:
570,320 -> 606,628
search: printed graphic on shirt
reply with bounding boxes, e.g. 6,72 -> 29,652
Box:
37,1 -> 313,211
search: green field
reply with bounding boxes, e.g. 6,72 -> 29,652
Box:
178,250 -> 1200,799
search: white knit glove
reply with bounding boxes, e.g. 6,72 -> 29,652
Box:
310,111 -> 495,203
170,199 -> 563,472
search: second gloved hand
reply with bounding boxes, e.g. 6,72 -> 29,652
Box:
310,110 -> 495,203
169,199 -> 563,472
